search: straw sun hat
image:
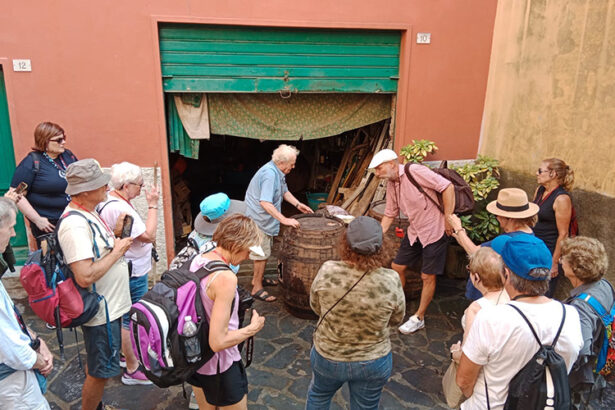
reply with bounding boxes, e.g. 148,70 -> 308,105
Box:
486,188 -> 539,219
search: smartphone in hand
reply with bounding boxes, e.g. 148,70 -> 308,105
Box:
15,182 -> 28,195
120,215 -> 134,239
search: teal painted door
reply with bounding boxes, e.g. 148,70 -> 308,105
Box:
160,24 -> 401,93
0,66 -> 29,262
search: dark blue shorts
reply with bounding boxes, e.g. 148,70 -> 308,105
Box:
82,318 -> 122,378
393,234 -> 448,275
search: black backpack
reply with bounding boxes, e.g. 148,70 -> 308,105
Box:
497,303 -> 571,410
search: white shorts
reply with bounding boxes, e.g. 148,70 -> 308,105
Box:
0,370 -> 50,410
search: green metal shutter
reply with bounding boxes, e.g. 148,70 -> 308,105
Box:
160,24 -> 400,93
0,67 -> 29,262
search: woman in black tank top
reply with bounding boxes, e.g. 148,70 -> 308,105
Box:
533,158 -> 574,297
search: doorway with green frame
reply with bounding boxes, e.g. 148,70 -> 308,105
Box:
0,65 -> 30,263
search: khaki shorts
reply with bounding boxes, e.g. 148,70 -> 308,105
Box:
249,228 -> 272,261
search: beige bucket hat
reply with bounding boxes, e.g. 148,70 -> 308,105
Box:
65,159 -> 111,195
486,188 -> 539,218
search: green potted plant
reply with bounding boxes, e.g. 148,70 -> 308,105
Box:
452,155 -> 501,243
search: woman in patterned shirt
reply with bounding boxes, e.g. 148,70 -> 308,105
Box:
307,216 -> 406,410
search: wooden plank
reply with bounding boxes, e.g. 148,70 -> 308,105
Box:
349,174 -> 379,216
327,133 -> 359,204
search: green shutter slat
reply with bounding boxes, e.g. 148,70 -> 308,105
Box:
160,25 -> 399,44
161,65 -> 399,78
163,78 -> 398,93
160,52 -> 398,67
160,24 -> 400,93
160,40 -> 400,56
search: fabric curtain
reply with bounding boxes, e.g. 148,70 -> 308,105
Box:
208,93 -> 391,140
166,94 -> 200,159
167,93 -> 392,159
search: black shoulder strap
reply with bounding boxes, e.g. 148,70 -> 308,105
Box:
403,163 -> 443,212
316,270 -> 371,330
191,259 -> 230,280
508,302 -> 566,348
28,151 -> 42,175
96,199 -> 120,215
533,185 -> 546,202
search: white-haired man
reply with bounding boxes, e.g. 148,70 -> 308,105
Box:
369,149 -> 455,334
245,144 -> 313,302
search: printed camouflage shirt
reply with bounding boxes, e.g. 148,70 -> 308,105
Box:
310,260 -> 406,362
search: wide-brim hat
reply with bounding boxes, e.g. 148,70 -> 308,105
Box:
486,188 -> 539,219
65,159 -> 111,195
194,198 -> 247,236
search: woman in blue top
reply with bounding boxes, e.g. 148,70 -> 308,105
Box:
10,122 -> 78,245
533,158 -> 574,297
448,188 -> 539,300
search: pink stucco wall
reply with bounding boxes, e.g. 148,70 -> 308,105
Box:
0,1 -> 497,259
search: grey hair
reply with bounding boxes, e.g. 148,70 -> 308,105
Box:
272,144 -> 299,164
0,197 -> 18,228
507,267 -> 550,296
109,162 -> 142,190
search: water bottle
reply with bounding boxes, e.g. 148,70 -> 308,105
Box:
183,315 -> 201,363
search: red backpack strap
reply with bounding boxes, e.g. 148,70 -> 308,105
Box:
403,163 -> 443,212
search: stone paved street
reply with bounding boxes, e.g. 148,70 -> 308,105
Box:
4,271 -> 614,409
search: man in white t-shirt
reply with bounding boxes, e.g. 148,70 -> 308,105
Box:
456,234 -> 583,409
57,159 -> 132,410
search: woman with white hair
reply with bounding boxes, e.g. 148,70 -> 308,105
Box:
97,161 -> 159,386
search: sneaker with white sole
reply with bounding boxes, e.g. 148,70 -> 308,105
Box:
398,315 -> 425,334
119,355 -> 126,368
121,368 -> 153,386
188,390 -> 199,409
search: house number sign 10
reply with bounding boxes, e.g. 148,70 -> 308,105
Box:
416,33 -> 431,44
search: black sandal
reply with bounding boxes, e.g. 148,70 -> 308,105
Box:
252,289 -> 277,302
262,278 -> 279,287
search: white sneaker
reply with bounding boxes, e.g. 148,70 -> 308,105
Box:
398,315 -> 425,334
188,391 -> 199,409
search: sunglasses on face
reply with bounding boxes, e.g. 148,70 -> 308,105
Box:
537,168 -> 550,174
49,136 -> 66,143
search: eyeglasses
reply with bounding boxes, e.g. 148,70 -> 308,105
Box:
49,136 -> 66,143
537,168 -> 550,174
131,181 -> 144,188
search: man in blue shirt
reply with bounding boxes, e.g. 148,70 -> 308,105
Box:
0,195 -> 54,408
245,144 -> 313,302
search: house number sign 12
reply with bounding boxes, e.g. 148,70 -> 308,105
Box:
13,59 -> 32,72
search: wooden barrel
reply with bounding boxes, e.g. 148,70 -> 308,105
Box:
280,214 -> 345,319
367,200 -> 423,300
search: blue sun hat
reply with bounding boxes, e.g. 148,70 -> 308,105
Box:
194,193 -> 247,237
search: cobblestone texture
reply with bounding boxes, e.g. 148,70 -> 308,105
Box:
4,273 -> 613,409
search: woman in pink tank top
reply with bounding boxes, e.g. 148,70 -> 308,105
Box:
187,215 -> 266,410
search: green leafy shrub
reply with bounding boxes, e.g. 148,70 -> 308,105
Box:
400,140 -> 438,163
